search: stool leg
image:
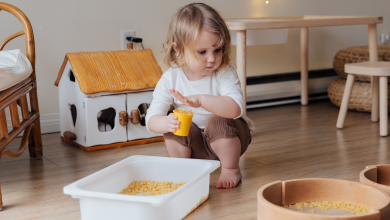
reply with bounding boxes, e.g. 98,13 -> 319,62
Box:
337,74 -> 355,129
300,27 -> 309,105
372,76 -> 380,122
0,183 -> 2,211
380,76 -> 388,136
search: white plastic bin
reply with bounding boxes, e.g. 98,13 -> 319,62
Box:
63,155 -> 220,220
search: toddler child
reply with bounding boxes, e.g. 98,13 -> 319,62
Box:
145,3 -> 255,189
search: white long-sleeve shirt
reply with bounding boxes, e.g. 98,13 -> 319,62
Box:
145,65 -> 255,132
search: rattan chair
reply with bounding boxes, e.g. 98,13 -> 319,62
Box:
0,3 -> 43,210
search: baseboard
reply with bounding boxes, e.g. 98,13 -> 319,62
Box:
7,113 -> 60,136
246,68 -> 337,85
39,114 -> 61,134
247,92 -> 330,109
246,69 -> 338,108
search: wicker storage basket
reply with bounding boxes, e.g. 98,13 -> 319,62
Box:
333,45 -> 390,82
328,77 -> 390,112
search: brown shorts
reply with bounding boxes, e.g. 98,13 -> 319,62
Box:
163,115 -> 251,160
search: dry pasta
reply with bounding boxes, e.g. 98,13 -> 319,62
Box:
173,109 -> 193,115
118,180 -> 186,196
284,201 -> 370,215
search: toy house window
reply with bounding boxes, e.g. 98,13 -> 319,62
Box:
69,69 -> 75,82
137,103 -> 150,126
97,107 -> 116,132
69,104 -> 77,127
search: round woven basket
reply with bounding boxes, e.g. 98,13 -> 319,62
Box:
328,77 -> 390,112
333,45 -> 390,82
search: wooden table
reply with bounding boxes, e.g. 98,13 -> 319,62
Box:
226,15 -> 383,113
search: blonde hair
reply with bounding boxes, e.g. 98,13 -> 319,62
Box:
163,3 -> 231,72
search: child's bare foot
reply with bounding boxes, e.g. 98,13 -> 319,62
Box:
216,167 -> 242,189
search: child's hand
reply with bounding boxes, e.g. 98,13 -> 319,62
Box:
170,89 -> 202,108
166,113 -> 180,133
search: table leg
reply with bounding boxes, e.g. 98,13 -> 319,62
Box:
300,27 -> 309,105
380,76 -> 388,136
368,24 -> 379,122
236,30 -> 247,113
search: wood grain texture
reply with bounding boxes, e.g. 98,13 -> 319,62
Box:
300,27 -> 309,105
360,165 -> 390,196
337,74 -> 356,129
283,178 -> 389,208
339,61 -> 390,136
61,136 -> 165,152
19,96 -> 30,121
0,113 -> 38,151
1,123 -> 35,159
0,110 -> 8,140
0,30 -> 24,51
226,16 -> 382,107
225,15 -> 383,31
54,49 -> 163,94
9,102 -> 20,129
0,3 -> 35,79
118,111 -> 128,126
63,131 -> 76,141
236,30 -> 246,113
130,109 -> 140,124
0,78 -> 32,104
0,2 -> 43,211
345,62 -> 390,76
379,77 -> 388,136
54,56 -> 68,87
3,100 -> 390,219
368,24 -> 380,123
0,82 -> 32,112
371,75 -> 380,122
259,178 -> 389,219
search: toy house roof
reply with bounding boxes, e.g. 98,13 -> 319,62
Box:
54,49 -> 163,94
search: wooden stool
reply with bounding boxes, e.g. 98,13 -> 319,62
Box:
337,61 -> 390,136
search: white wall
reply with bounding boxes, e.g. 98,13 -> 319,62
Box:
1,0 -> 389,117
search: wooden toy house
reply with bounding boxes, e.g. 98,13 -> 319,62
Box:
54,49 -> 164,151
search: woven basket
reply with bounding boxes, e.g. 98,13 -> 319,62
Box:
328,77 -> 390,112
333,45 -> 390,82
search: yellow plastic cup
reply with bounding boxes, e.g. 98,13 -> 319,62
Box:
173,110 -> 194,136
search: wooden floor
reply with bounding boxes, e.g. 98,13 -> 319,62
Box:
1,100 -> 390,220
